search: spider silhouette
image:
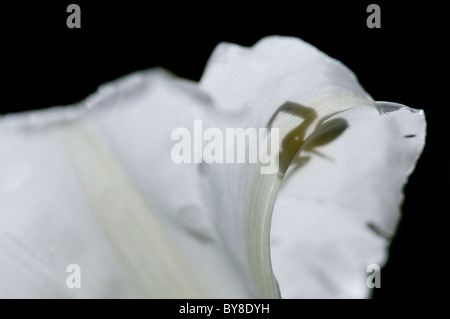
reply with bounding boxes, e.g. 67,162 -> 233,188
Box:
267,101 -> 349,180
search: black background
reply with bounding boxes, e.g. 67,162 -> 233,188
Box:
1,1 -> 447,300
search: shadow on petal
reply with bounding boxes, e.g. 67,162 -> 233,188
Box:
267,101 -> 349,181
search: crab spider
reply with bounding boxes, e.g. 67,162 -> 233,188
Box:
267,101 -> 348,181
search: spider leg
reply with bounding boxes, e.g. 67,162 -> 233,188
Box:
306,149 -> 333,161
280,155 -> 311,185
267,101 -> 318,129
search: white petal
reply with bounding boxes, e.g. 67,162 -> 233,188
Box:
199,36 -> 374,297
270,103 -> 426,298
1,70 -> 257,298
199,36 -> 425,298
0,118 -> 134,298
200,36 -> 373,119
0,36 -> 426,299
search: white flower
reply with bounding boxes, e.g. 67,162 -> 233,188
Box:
0,36 -> 426,298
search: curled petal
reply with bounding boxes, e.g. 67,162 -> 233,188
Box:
0,37 -> 426,298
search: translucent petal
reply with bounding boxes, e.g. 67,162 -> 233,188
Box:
270,103 -> 426,298
0,37 -> 426,298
